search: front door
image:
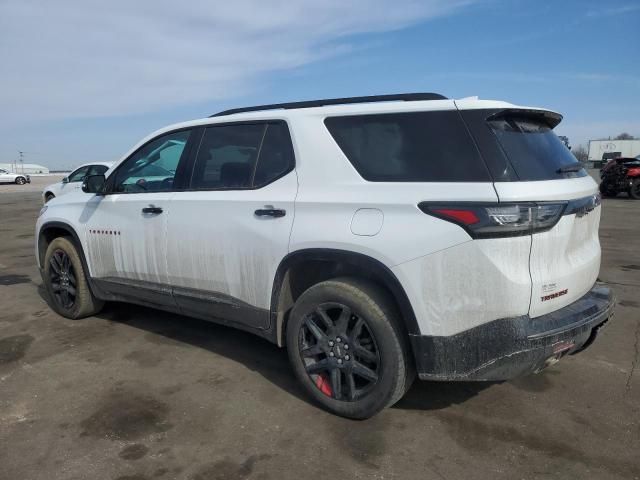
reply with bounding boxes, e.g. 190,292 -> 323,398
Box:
167,121 -> 298,329
83,129 -> 194,303
61,165 -> 90,195
0,169 -> 13,182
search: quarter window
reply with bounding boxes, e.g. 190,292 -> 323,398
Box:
325,111 -> 490,182
113,130 -> 191,193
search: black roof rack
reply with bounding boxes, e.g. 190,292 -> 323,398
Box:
210,93 -> 447,117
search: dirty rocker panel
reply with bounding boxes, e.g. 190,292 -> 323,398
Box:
91,277 -> 273,340
410,283 -> 614,381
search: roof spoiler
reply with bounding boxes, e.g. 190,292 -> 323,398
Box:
487,108 -> 563,129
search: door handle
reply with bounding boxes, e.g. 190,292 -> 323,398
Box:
142,206 -> 163,214
254,207 -> 286,218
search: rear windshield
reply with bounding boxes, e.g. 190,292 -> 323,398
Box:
488,116 -> 586,180
324,111 -> 490,182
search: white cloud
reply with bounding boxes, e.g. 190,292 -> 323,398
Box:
0,0 -> 472,124
586,4 -> 640,18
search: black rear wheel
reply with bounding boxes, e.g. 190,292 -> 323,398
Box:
299,302 -> 381,402
629,179 -> 640,200
287,277 -> 413,419
15,176 -> 26,185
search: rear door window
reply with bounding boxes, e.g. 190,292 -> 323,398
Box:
191,121 -> 295,189
488,116 -> 586,180
253,123 -> 295,187
191,124 -> 264,189
324,111 -> 490,182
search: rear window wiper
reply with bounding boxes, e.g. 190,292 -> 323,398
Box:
556,163 -> 583,173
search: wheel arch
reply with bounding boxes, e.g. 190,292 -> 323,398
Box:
270,248 -> 420,347
38,221 -> 98,297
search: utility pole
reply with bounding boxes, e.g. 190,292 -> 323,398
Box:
18,151 -> 25,173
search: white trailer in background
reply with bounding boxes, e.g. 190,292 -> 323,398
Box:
588,139 -> 640,167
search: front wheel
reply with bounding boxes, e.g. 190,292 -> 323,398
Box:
43,236 -> 104,319
629,179 -> 640,200
15,176 -> 26,185
286,277 -> 413,419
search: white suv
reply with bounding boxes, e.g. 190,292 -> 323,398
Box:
43,162 -> 113,203
35,94 -> 615,418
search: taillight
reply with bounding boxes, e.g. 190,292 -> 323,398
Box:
418,202 -> 566,238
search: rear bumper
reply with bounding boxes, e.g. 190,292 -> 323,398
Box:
410,283 -> 615,381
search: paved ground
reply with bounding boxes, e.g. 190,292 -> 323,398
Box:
0,190 -> 638,480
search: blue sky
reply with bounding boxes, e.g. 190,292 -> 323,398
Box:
0,0 -> 638,170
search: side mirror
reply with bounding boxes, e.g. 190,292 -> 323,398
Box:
82,174 -> 106,194
62,176 -> 69,184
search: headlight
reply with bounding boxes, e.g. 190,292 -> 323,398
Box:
38,206 -> 48,217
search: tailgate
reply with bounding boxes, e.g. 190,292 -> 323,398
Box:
459,106 -> 603,318
495,178 -> 601,317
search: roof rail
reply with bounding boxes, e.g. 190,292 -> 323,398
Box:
210,93 -> 447,117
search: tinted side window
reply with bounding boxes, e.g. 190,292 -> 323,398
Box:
68,166 -> 90,182
191,124 -> 265,189
114,130 -> 190,193
253,123 -> 295,187
325,111 -> 489,182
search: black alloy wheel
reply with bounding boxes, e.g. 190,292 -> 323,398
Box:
49,249 -> 77,310
299,302 -> 381,401
630,179 -> 640,200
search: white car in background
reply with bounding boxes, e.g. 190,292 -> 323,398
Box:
43,162 -> 112,203
0,168 -> 30,185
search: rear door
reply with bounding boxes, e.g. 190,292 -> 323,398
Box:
166,121 -> 297,329
461,107 -> 601,317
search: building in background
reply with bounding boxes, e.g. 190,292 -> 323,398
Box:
588,140 -> 640,167
0,163 -> 50,174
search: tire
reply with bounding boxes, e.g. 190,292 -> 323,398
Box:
286,277 -> 414,419
629,179 -> 640,200
15,176 -> 26,185
599,182 -> 617,197
45,193 -> 55,203
42,236 -> 104,319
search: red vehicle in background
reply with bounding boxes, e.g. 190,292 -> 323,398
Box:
599,156 -> 640,199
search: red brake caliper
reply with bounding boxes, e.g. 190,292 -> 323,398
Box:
315,374 -> 333,397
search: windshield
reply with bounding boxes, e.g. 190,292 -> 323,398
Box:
488,116 -> 586,180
